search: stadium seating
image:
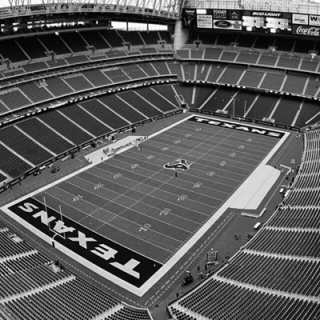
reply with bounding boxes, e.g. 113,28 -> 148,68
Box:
37,34 -> 71,55
16,37 -> 47,60
38,110 -> 93,145
140,31 -> 160,45
59,31 -> 89,53
19,82 -> 53,103
0,125 -> 53,165
58,104 -> 111,137
80,98 -> 130,128
45,77 -> 75,97
99,29 -> 124,48
82,69 -> 112,87
0,89 -> 32,111
0,143 -> 32,179
63,74 -> 93,91
80,30 -> 111,50
16,118 -> 74,154
0,39 -> 28,62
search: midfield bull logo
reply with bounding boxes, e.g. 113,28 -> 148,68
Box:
164,159 -> 191,171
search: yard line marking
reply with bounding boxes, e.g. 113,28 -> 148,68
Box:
152,132 -> 270,158
133,140 -> 260,169
90,164 -> 224,208
122,150 -> 247,182
40,191 -> 177,258
64,179 -> 195,234
78,169 -> 213,217
97,159 -> 230,198
51,185 -> 186,245
72,175 -> 203,226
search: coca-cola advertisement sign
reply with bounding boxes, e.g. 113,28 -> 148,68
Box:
293,25 -> 320,37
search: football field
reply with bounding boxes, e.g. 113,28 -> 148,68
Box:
1,115 -> 288,297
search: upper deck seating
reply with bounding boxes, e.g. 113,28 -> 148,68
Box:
16,36 -> 47,60
59,32 -> 88,53
37,34 -> 71,55
0,39 -> 28,62
99,30 -> 124,48
140,31 -> 160,45
80,30 -> 110,50
119,31 -> 144,46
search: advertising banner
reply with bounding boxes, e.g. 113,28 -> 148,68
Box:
212,9 -> 227,19
197,15 -> 213,28
292,24 -> 320,36
309,15 -> 320,26
292,14 -> 308,25
213,20 -> 242,29
227,10 -> 242,20
182,9 -> 197,28
251,11 -> 283,17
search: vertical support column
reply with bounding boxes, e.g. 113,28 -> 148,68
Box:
173,20 -> 189,51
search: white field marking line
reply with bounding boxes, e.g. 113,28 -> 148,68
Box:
151,130 -> 277,156
123,149 -> 248,182
144,212 -> 236,307
174,124 -> 281,149
72,175 -> 203,226
77,170 -> 212,218
39,191 -> 176,258
170,124 -> 276,146
117,154 -> 241,188
129,144 -> 255,176
97,159 -> 231,198
156,130 -> 274,155
104,154 -> 236,193
93,162 -> 225,206
91,163 -> 221,210
137,118 -> 291,295
50,185 -> 186,246
140,140 -> 261,170
125,145 -> 250,178
0,214 -> 144,308
154,135 -> 268,160
137,136 -> 263,165
156,133 -> 271,158
64,179 -> 195,234
142,139 -> 265,166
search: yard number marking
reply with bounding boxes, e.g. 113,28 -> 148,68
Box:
113,173 -> 122,179
94,183 -> 104,190
139,224 -> 151,232
178,194 -> 188,201
160,208 -> 171,216
73,195 -> 83,202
